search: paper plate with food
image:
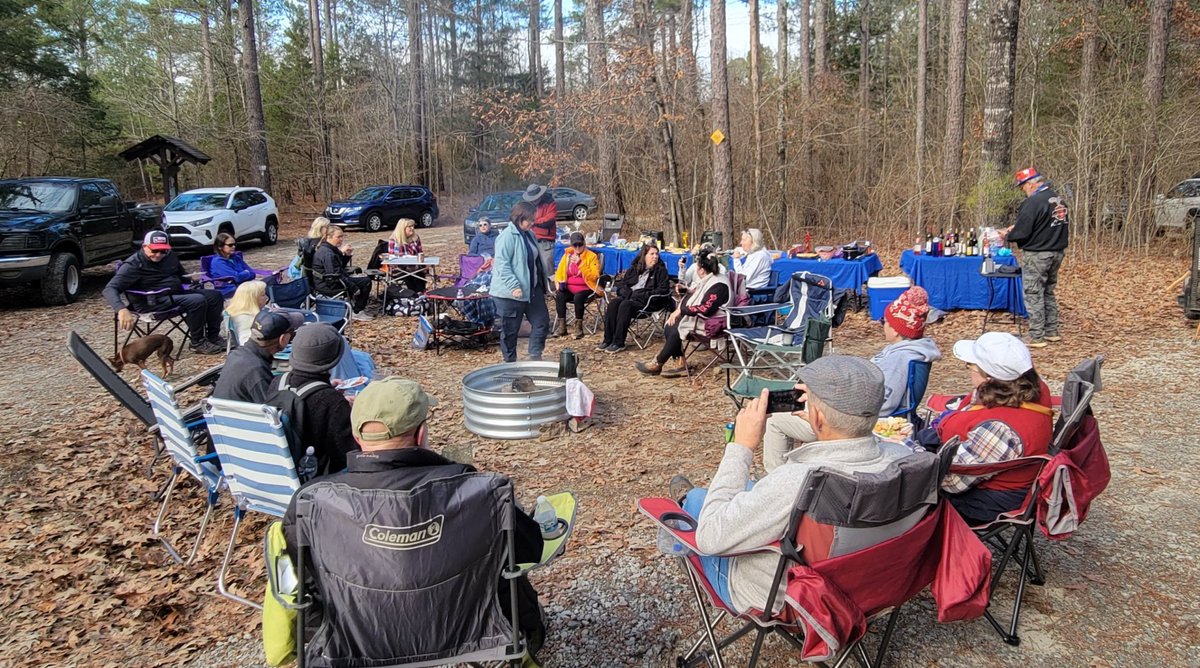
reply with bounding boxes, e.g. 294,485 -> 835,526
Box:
874,416 -> 913,440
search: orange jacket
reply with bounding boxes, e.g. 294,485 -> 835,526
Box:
554,248 -> 600,292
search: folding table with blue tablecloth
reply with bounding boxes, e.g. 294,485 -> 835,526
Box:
768,254 -> 884,293
899,250 -> 1027,316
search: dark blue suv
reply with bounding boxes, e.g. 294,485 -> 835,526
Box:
324,185 -> 439,232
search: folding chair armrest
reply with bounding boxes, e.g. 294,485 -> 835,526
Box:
175,363 -> 224,391
516,492 -> 578,575
125,286 -> 172,297
719,362 -> 791,374
637,497 -> 782,557
195,452 -> 219,464
752,341 -> 805,355
723,302 -> 784,317
263,521 -> 309,611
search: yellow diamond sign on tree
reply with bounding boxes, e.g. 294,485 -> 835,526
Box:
710,129 -> 726,145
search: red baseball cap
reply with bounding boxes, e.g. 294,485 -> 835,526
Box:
143,230 -> 172,250
1014,167 -> 1041,186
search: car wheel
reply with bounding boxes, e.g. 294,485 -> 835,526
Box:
420,210 -> 434,228
41,252 -> 81,305
365,211 -> 384,232
261,216 -> 279,246
573,205 -> 588,221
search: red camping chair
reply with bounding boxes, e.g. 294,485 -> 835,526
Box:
1038,414 -> 1108,540
640,451 -> 991,667
948,455 -> 1050,646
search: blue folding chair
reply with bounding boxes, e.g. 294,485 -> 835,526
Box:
889,360 -> 933,425
141,370 -> 222,566
202,397 -> 301,608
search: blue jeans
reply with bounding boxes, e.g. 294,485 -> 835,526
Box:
683,488 -> 735,609
493,288 -> 549,363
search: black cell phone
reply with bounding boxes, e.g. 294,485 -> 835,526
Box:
766,389 -> 805,414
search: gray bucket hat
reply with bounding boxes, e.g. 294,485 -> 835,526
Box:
522,184 -> 548,202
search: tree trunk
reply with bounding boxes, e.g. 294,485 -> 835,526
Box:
857,0 -> 871,201
750,0 -> 762,217
680,0 -> 703,118
642,2 -> 685,244
408,0 -> 428,186
814,0 -> 828,77
238,0 -> 271,193
979,0 -> 1020,228
1075,0 -> 1100,248
916,0 -> 927,230
529,0 -> 542,95
710,0 -> 733,240
586,0 -> 624,214
798,0 -> 810,102
941,0 -> 967,220
1138,0 -> 1174,239
200,7 -> 215,108
776,0 -> 789,236
554,0 -> 564,158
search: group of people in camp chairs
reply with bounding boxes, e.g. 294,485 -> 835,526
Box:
258,290 -> 1106,667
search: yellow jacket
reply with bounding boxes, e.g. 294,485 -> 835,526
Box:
554,248 -> 601,292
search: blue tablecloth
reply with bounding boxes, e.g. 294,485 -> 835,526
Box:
769,254 -> 884,294
899,250 -> 1027,316
553,243 -> 690,277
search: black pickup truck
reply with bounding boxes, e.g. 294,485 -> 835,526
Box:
0,177 -> 162,304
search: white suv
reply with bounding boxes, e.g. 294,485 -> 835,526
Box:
1155,178 -> 1200,230
162,187 -> 279,250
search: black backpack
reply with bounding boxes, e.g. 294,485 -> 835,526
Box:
266,371 -> 329,464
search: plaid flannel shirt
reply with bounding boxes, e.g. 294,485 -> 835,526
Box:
941,419 -> 1025,494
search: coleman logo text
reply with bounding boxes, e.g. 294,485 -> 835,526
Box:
362,515 -> 444,551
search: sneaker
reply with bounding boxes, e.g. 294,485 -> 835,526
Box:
527,355 -> 543,362
352,311 -> 374,322
668,474 -> 696,502
1045,335 -> 1062,342
595,341 -> 611,352
207,336 -> 228,349
189,340 -> 224,355
1028,338 -> 1048,349
606,344 -> 626,354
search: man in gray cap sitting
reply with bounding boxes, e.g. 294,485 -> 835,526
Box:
672,356 -> 919,616
268,323 -> 358,474
212,310 -> 305,404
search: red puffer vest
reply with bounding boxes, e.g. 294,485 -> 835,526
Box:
937,379 -> 1053,491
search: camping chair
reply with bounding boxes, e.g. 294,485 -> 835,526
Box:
725,271 -> 835,370
681,273 -> 746,379
112,270 -> 197,361
887,360 -> 933,425
948,455 -> 1051,646
200,253 -> 280,287
640,450 -> 988,667
267,277 -> 311,310
722,315 -> 831,410
141,370 -> 223,566
264,474 -> 576,668
550,258 -> 608,337
203,398 -> 301,608
626,292 -> 674,350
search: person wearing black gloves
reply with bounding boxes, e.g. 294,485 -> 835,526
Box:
1002,167 -> 1069,348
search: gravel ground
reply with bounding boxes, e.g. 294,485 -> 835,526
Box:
2,209 -> 1198,667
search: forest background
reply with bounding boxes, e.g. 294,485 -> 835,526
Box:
1,0 -> 1197,253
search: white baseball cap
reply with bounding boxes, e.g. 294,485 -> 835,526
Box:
952,332 -> 1033,381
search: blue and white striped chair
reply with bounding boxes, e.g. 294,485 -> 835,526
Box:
141,370 -> 222,566
202,397 -> 301,608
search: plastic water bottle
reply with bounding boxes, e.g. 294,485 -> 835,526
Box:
656,520 -> 689,556
456,287 -> 465,299
534,496 -> 558,538
297,446 -> 318,483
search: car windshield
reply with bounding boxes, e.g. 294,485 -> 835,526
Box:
479,193 -> 521,212
348,187 -> 389,202
0,182 -> 76,213
166,192 -> 229,212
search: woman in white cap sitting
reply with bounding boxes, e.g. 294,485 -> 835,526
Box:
936,332 -> 1053,525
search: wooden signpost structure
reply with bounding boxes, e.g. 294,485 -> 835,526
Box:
118,135 -> 211,204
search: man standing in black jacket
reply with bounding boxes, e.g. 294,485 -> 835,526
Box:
282,376 -> 548,658
103,231 -> 226,354
1003,167 -> 1069,348
212,310 -> 304,403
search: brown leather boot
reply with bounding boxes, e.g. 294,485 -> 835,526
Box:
635,360 -> 663,375
660,361 -> 689,379
573,320 -> 585,339
552,318 -> 567,337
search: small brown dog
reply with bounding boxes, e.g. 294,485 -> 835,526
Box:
111,334 -> 175,376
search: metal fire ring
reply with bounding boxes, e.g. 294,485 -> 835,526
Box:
462,361 -> 569,440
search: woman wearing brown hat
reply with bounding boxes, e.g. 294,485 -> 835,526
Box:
552,232 -> 601,339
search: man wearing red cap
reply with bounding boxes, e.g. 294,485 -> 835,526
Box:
1002,167 -> 1069,348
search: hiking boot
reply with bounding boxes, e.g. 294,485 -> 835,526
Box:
668,474 -> 696,502
352,311 -> 374,322
660,362 -> 689,379
573,321 -> 585,339
1045,335 -> 1062,342
552,319 -> 567,337
1027,338 -> 1048,349
635,360 -> 663,375
606,344 -> 626,354
190,340 -> 224,355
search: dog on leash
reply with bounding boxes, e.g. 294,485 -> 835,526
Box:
110,334 -> 175,376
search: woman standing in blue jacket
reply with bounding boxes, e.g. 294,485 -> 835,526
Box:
489,201 -> 549,362
210,232 -> 263,297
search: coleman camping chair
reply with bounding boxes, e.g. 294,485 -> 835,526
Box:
640,450 -> 986,668
724,271 -> 835,371
203,397 -> 301,608
264,473 -> 576,668
141,370 -> 222,566
946,454 -> 1051,646
721,315 -> 831,410
887,360 -> 933,426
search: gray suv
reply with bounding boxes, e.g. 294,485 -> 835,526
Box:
463,188 -> 597,243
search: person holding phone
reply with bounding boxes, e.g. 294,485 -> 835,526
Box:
666,356 -> 926,614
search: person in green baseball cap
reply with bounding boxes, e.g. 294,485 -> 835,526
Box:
281,376 -> 550,663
